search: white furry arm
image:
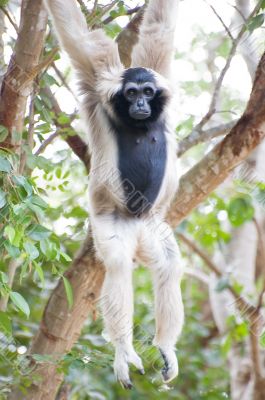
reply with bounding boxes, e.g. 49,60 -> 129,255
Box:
44,0 -> 90,69
44,0 -> 122,89
131,0 -> 179,78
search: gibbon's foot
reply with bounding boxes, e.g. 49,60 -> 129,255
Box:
159,348 -> 179,383
114,346 -> 144,389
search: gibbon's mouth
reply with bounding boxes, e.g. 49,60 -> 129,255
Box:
131,110 -> 151,120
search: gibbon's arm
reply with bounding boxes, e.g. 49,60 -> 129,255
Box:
44,0 -> 122,91
131,0 -> 179,78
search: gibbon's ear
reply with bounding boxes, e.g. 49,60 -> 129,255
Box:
44,0 -> 123,92
131,0 -> 179,79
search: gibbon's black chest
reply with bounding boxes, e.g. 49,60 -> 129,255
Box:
115,121 -> 167,215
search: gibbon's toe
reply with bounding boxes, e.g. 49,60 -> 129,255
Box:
159,348 -> 179,383
115,369 -> 133,389
115,347 -> 144,388
121,379 -> 133,390
128,349 -> 144,373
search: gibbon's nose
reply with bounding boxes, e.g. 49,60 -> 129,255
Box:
137,97 -> 145,108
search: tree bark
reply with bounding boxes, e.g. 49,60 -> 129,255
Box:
0,0 -> 47,151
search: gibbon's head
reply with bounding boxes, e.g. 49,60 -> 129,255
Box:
110,67 -> 170,127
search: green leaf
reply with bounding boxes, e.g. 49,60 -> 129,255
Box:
34,262 -> 45,287
260,331 -> 265,348
57,113 -> 71,125
40,239 -> 57,260
26,224 -> 51,241
10,291 -> 30,317
0,311 -> 12,336
0,189 -> 7,208
29,195 -> 48,209
0,125 -> 8,142
55,167 -> 62,179
215,277 -> 230,292
0,271 -> 8,284
63,277 -> 74,309
4,225 -> 16,244
248,13 -> 265,33
26,202 -> 44,218
0,156 -> 12,173
60,251 -> 72,262
31,354 -> 54,363
64,206 -> 88,219
221,334 -> 232,355
0,1 -> 9,9
24,242 -> 39,260
228,196 -> 254,227
12,175 -> 33,196
4,242 -> 21,258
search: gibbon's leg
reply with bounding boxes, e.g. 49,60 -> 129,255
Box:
91,214 -> 144,388
139,217 -> 184,382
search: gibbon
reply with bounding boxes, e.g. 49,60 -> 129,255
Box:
44,0 -> 184,389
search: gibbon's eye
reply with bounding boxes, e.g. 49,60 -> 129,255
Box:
126,88 -> 137,98
144,87 -> 154,97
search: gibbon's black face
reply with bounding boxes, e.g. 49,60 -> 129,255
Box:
111,68 -> 168,127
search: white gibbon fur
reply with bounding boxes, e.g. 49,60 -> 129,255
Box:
44,0 -> 184,389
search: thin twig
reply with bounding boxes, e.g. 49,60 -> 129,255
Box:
89,0 -> 119,28
0,260 -> 21,311
39,87 -> 90,170
177,120 -> 238,156
249,319 -> 263,381
232,4 -> 248,24
185,266 -> 210,285
76,0 -> 90,18
0,6 -> 18,33
35,130 -> 61,156
194,1 -> 261,132
19,88 -> 36,173
177,232 -> 258,317
52,63 -> 79,102
103,6 -> 142,25
206,1 -> 234,41
92,0 -> 98,14
253,218 -> 265,310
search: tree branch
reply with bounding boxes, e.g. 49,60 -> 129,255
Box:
177,120 -> 238,156
168,51 -> 265,226
194,1 -> 261,132
116,6 -> 145,68
103,6 -> 142,25
0,6 -> 18,33
177,232 -> 257,317
41,86 -> 90,171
